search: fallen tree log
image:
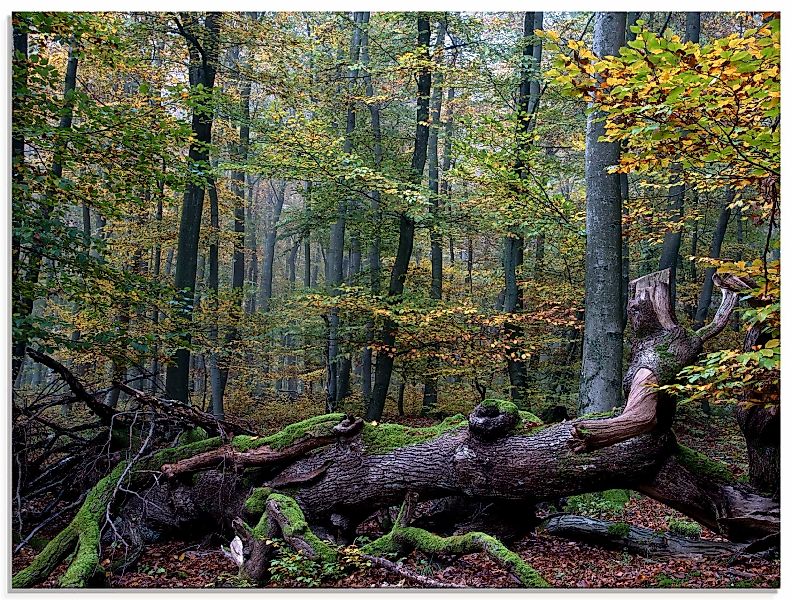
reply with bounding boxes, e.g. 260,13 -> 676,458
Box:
13,406 -> 779,588
541,514 -> 744,559
12,270 -> 776,588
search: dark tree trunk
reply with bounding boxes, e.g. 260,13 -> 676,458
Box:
13,34 -> 78,383
736,321 -> 779,498
422,19 -> 447,414
361,11 -> 379,407
656,12 -> 699,308
326,13 -> 364,412
165,13 -> 220,404
367,16 -> 431,421
693,189 -> 732,329
503,12 -> 543,408
579,12 -> 625,415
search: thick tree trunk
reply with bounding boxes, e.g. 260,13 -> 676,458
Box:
578,12 -> 625,415
15,354 -> 777,589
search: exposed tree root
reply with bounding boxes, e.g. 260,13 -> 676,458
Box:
12,437 -> 222,588
361,492 -> 549,588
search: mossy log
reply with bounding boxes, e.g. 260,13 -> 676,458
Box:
13,400 -> 778,588
541,514 -> 744,559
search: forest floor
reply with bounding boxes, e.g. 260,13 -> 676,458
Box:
13,402 -> 780,589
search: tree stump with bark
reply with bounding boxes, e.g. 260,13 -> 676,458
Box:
570,268 -> 752,452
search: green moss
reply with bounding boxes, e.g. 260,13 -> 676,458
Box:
365,527 -> 548,588
676,445 -> 732,482
480,398 -> 519,418
13,438 -> 222,588
607,522 -> 630,537
245,487 -> 273,518
179,426 -> 208,444
667,517 -> 701,539
361,414 -> 467,455
231,413 -> 346,452
12,525 -> 78,588
267,494 -> 337,563
518,410 -> 543,427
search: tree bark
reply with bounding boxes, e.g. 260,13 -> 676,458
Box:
367,16 -> 431,421
165,13 -> 221,404
13,34 -> 79,383
657,12 -> 699,308
572,268 -> 749,452
693,189 -> 732,329
259,181 -> 286,312
422,18 -> 447,413
578,12 -> 625,415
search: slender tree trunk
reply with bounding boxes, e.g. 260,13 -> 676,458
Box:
422,19 -> 447,414
504,12 -> 543,408
361,12 -> 379,407
246,177 -> 259,314
13,35 -> 78,382
578,12 -> 625,415
657,12 -> 699,309
367,16 -> 431,421
260,181 -> 286,312
165,13 -> 221,404
694,189 -> 733,329
327,13 -> 364,412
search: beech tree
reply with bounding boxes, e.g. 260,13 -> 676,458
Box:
578,12 -> 626,415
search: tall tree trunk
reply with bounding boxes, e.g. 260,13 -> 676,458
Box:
694,189 -> 733,329
367,16 -> 431,421
578,12 -> 625,415
13,34 -> 78,382
245,177 -> 259,314
422,18 -> 447,414
656,12 -> 699,308
260,181 -> 286,312
12,18 -> 28,384
210,57 -> 250,418
504,12 -> 543,408
165,13 -> 220,404
151,196 -> 163,390
326,13 -> 364,412
360,12 -> 379,407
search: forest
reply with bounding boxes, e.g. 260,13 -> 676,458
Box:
10,10 -> 780,589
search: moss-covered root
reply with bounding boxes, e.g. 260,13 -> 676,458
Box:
364,526 -> 548,588
362,493 -> 547,588
12,437 -> 223,588
265,493 -> 337,563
